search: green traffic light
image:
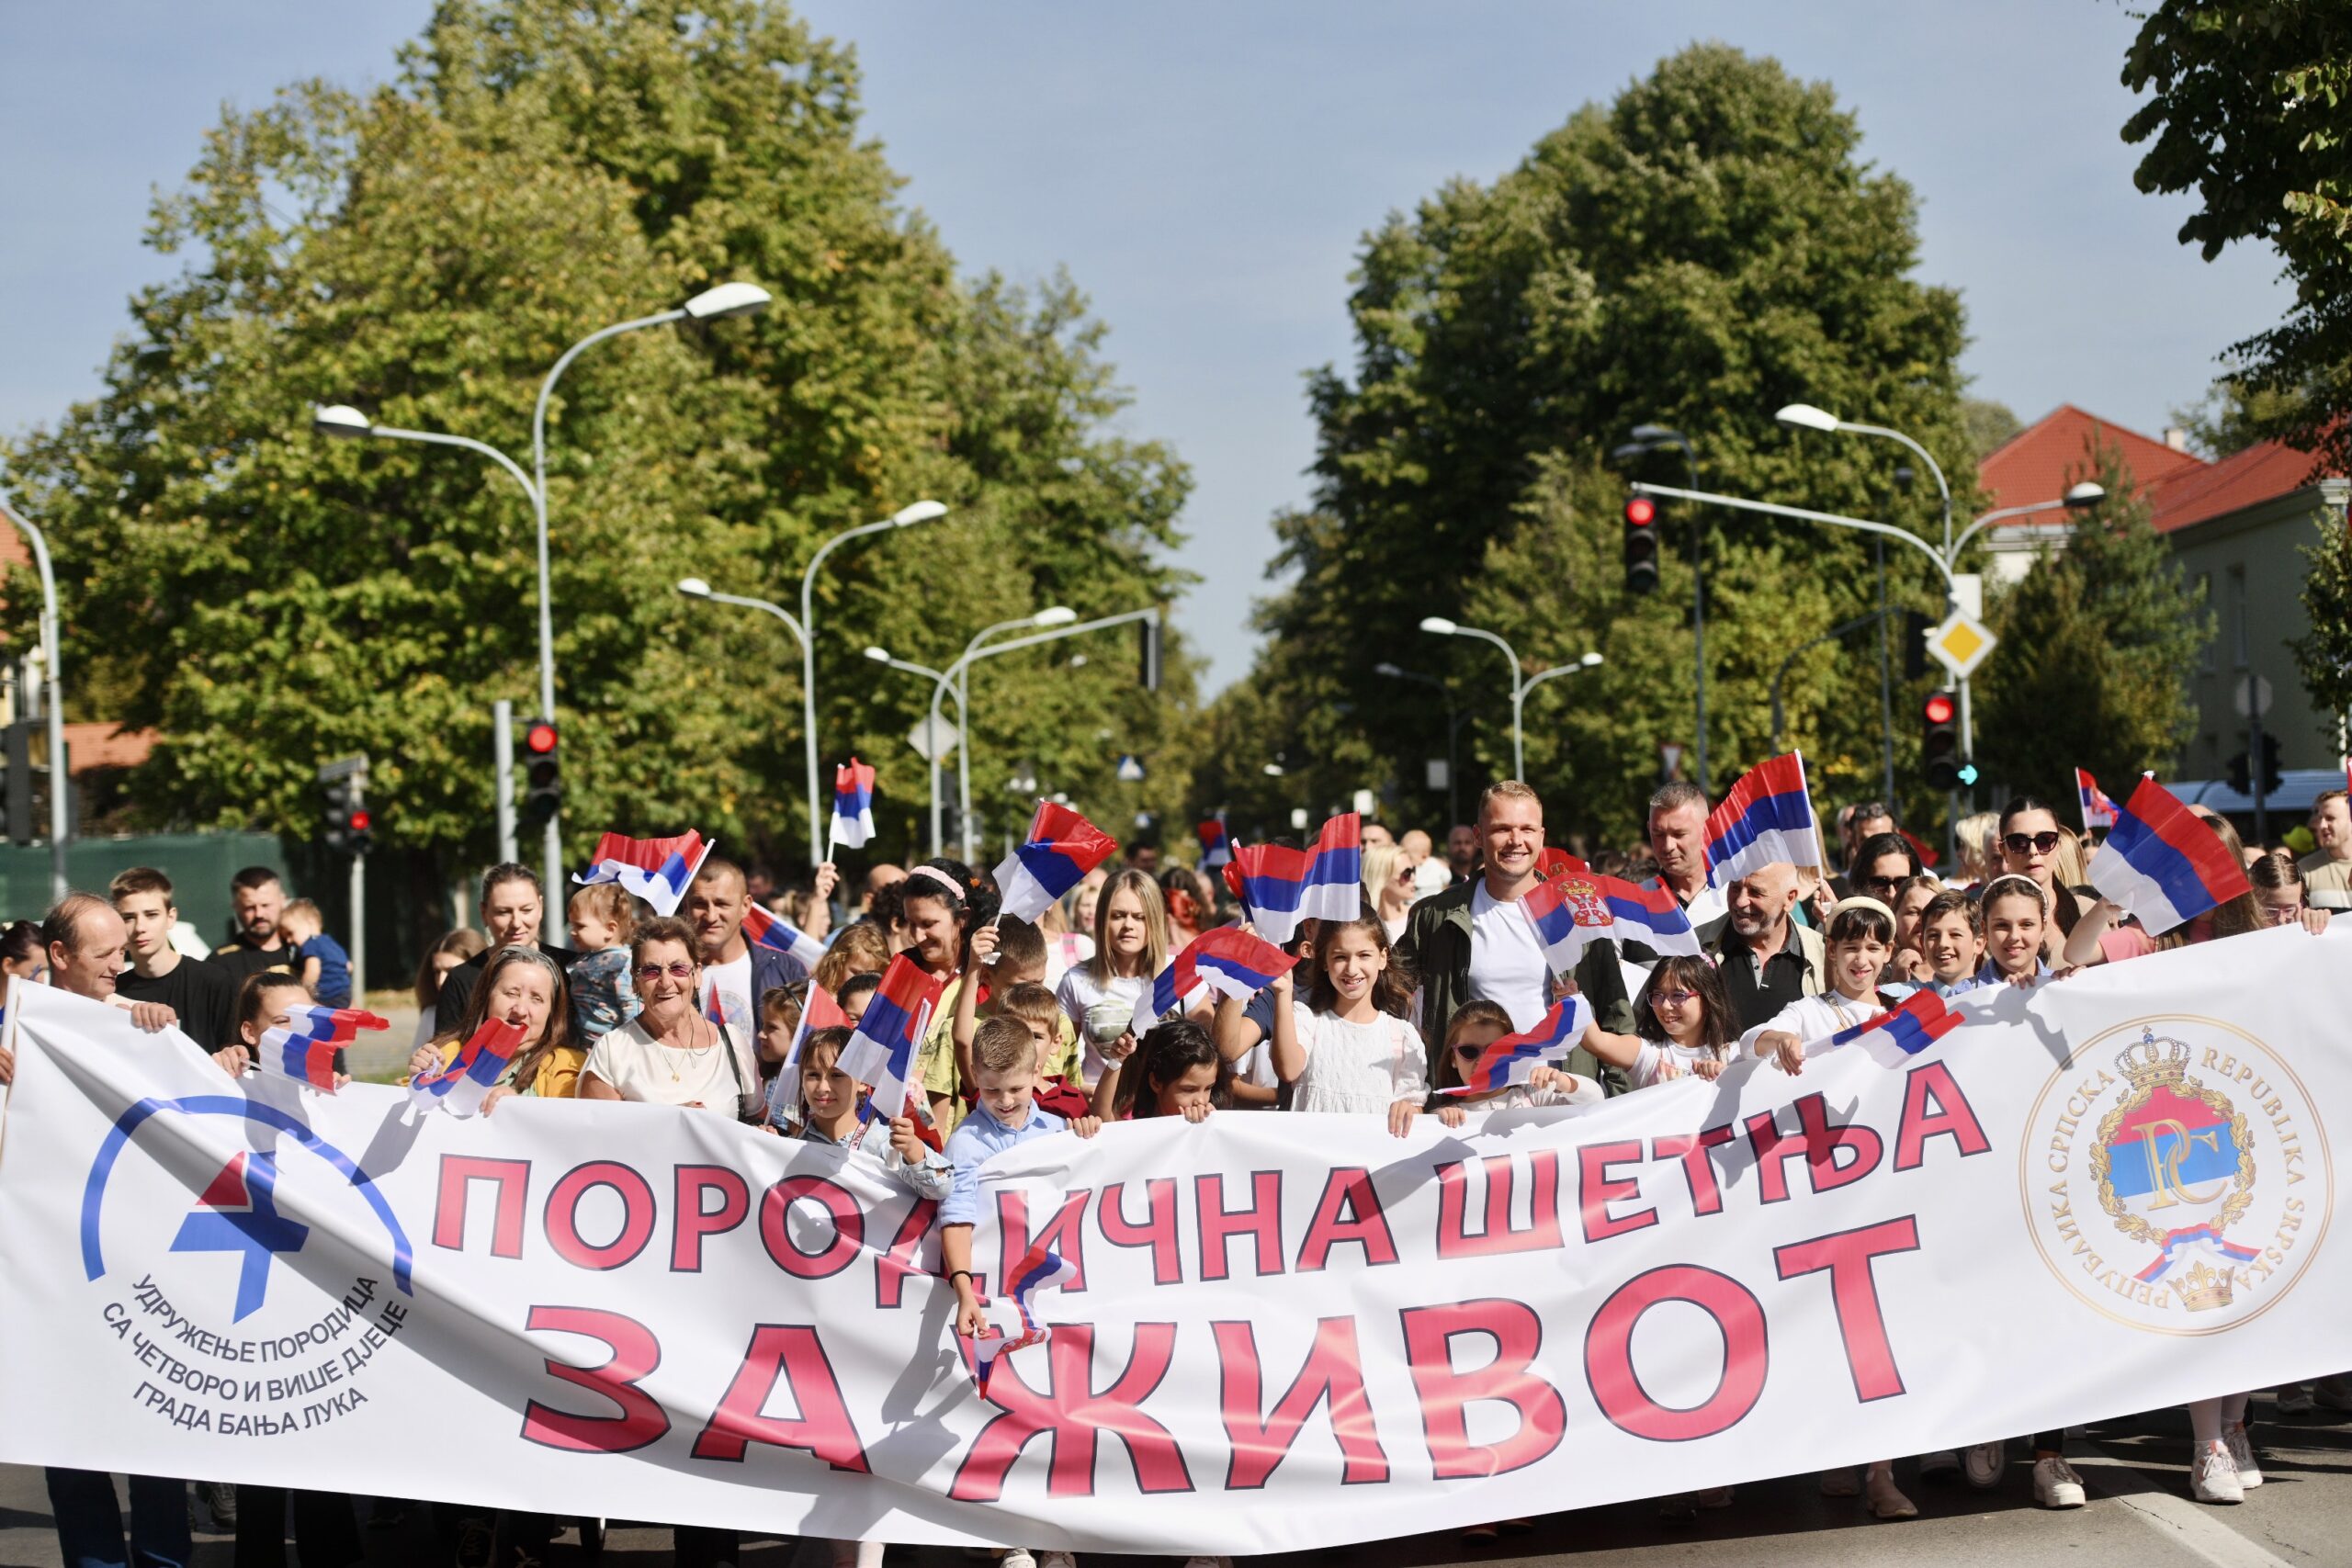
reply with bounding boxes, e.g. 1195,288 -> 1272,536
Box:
1956,763 -> 1980,786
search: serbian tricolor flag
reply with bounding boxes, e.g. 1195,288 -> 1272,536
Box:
741,903 -> 827,970
835,953 -> 945,1121
1129,927 -> 1297,1034
1230,812 -> 1363,946
995,801 -> 1119,923
1827,990 -> 1963,1058
1196,813 -> 1233,868
256,1004 -> 389,1092
1521,872 -> 1701,973
408,1017 -> 526,1118
1704,751 -> 1825,887
2089,774 -> 2251,936
966,1240 -> 1079,1398
572,829 -> 714,918
1442,995 -> 1593,1097
2076,767 -> 2120,832
766,983 -> 851,1124
831,759 -> 876,851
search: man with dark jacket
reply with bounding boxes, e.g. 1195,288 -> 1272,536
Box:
1396,782 -> 1628,1094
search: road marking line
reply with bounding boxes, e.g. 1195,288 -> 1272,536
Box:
2071,1450 -> 2299,1568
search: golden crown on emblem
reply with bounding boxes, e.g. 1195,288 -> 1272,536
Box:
2178,1259 -> 2236,1313
2115,1027 -> 2192,1089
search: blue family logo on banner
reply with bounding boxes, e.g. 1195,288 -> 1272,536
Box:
2025,1018 -> 2326,1335
77,1090 -> 419,1434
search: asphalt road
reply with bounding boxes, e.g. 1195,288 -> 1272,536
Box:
4,1397 -> 2344,1567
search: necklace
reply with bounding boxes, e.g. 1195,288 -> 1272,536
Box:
654,1017 -> 714,1083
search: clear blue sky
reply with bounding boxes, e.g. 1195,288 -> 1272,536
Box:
0,2 -> 2292,693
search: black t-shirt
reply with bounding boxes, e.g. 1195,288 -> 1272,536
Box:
209,940 -> 296,986
118,954 -> 241,1055
435,942 -> 578,1036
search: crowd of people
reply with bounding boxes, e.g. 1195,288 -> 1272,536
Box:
1,781 -> 2346,1568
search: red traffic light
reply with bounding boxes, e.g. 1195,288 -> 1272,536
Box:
1923,694 -> 1956,726
1623,496 -> 1657,527
524,721 -> 559,754
349,809 -> 372,833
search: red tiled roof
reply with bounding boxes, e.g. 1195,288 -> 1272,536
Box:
64,723 -> 155,773
2148,438 -> 2338,534
1977,403 -> 2207,518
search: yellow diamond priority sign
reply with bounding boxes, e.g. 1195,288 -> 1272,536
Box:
1926,611 -> 1996,680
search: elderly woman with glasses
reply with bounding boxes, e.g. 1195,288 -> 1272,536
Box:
577,914 -> 763,1117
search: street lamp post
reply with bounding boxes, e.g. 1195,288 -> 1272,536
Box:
797,500 -> 950,865
951,607 -> 1076,860
1419,617 -> 1602,783
0,483 -> 70,900
1374,661 -> 1464,827
321,279 -> 771,940
863,647 -> 962,850
1619,424 -> 1708,789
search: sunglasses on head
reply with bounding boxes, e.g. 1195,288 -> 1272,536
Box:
2004,831 -> 2062,855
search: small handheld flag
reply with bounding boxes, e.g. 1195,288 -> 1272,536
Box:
1704,752 -> 1824,888
966,1240 -> 1080,1397
256,1005 -> 390,1092
2089,774 -> 2251,937
1520,872 -> 1701,974
408,1017 -> 527,1118
1230,812 -> 1363,946
572,829 -> 715,918
2075,767 -> 2120,833
831,760 -> 876,851
834,953 -> 946,1122
766,983 -> 851,1124
1442,995 -> 1593,1097
1197,813 -> 1234,868
994,802 -> 1120,924
1535,848 -> 1590,881
741,903 -> 827,970
1826,990 -> 1963,1057
1129,927 -> 1296,1034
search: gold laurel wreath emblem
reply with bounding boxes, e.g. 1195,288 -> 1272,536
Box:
2089,1077 -> 2256,1246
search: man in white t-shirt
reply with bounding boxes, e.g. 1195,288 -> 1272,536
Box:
684,857 -> 834,1038
1396,782 -> 1627,1092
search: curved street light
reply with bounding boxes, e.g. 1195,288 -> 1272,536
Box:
1420,618 -> 1602,783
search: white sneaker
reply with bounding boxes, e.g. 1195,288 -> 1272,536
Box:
2224,1424 -> 2264,1487
1962,1441 -> 2005,1488
1818,1467 -> 1860,1496
2032,1455 -> 2086,1508
1919,1450 -> 1959,1480
1866,1469 -> 1917,1520
2193,1439 -> 2245,1504
999,1553 -> 1038,1568
1037,1553 -> 1078,1568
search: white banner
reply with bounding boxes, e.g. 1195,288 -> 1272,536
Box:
3,931 -> 2350,1554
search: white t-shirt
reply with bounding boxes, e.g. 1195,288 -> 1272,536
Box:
701,950 -> 754,1038
1738,989 -> 1884,1057
1466,882 -> 1551,1032
1630,1040 -> 1731,1090
1287,1003 -> 1428,1115
582,1017 -> 755,1110
1056,965 -> 1151,1082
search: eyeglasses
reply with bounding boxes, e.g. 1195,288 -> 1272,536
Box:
2261,901 -> 2305,926
633,961 -> 695,980
1650,989 -> 1699,1007
2004,831 -> 2063,855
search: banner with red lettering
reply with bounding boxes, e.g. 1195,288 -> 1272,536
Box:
3,931 -> 2350,1554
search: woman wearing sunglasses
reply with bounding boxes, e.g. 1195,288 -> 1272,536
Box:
577,914 -> 763,1120
1996,796 -> 2089,964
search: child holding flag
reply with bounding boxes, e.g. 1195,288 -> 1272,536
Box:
1428,999 -> 1599,1119
1269,912 -> 1427,1136
1582,956 -> 1739,1090
1055,867 -> 1173,1087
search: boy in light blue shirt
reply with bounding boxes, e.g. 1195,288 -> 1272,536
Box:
940,1016 -> 1102,1320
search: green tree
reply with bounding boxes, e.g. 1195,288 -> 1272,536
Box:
1976,446 -> 2211,798
2290,518 -> 2352,745
2169,371 -> 2321,458
2123,1 -> 2352,473
1962,397 -> 2024,461
0,0 -> 1195,914
1225,43 -> 1971,842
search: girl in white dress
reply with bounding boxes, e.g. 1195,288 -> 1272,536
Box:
1054,866 -> 1170,1087
1583,955 -> 1738,1091
1269,912 -> 1427,1137
1747,898 -> 1921,1523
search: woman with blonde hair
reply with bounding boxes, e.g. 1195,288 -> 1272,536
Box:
1361,840 -> 1417,943
1055,865 -> 1171,1086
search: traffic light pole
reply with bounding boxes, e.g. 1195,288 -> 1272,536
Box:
2250,706 -> 2269,845
493,700 -> 517,864
0,484 -> 71,901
